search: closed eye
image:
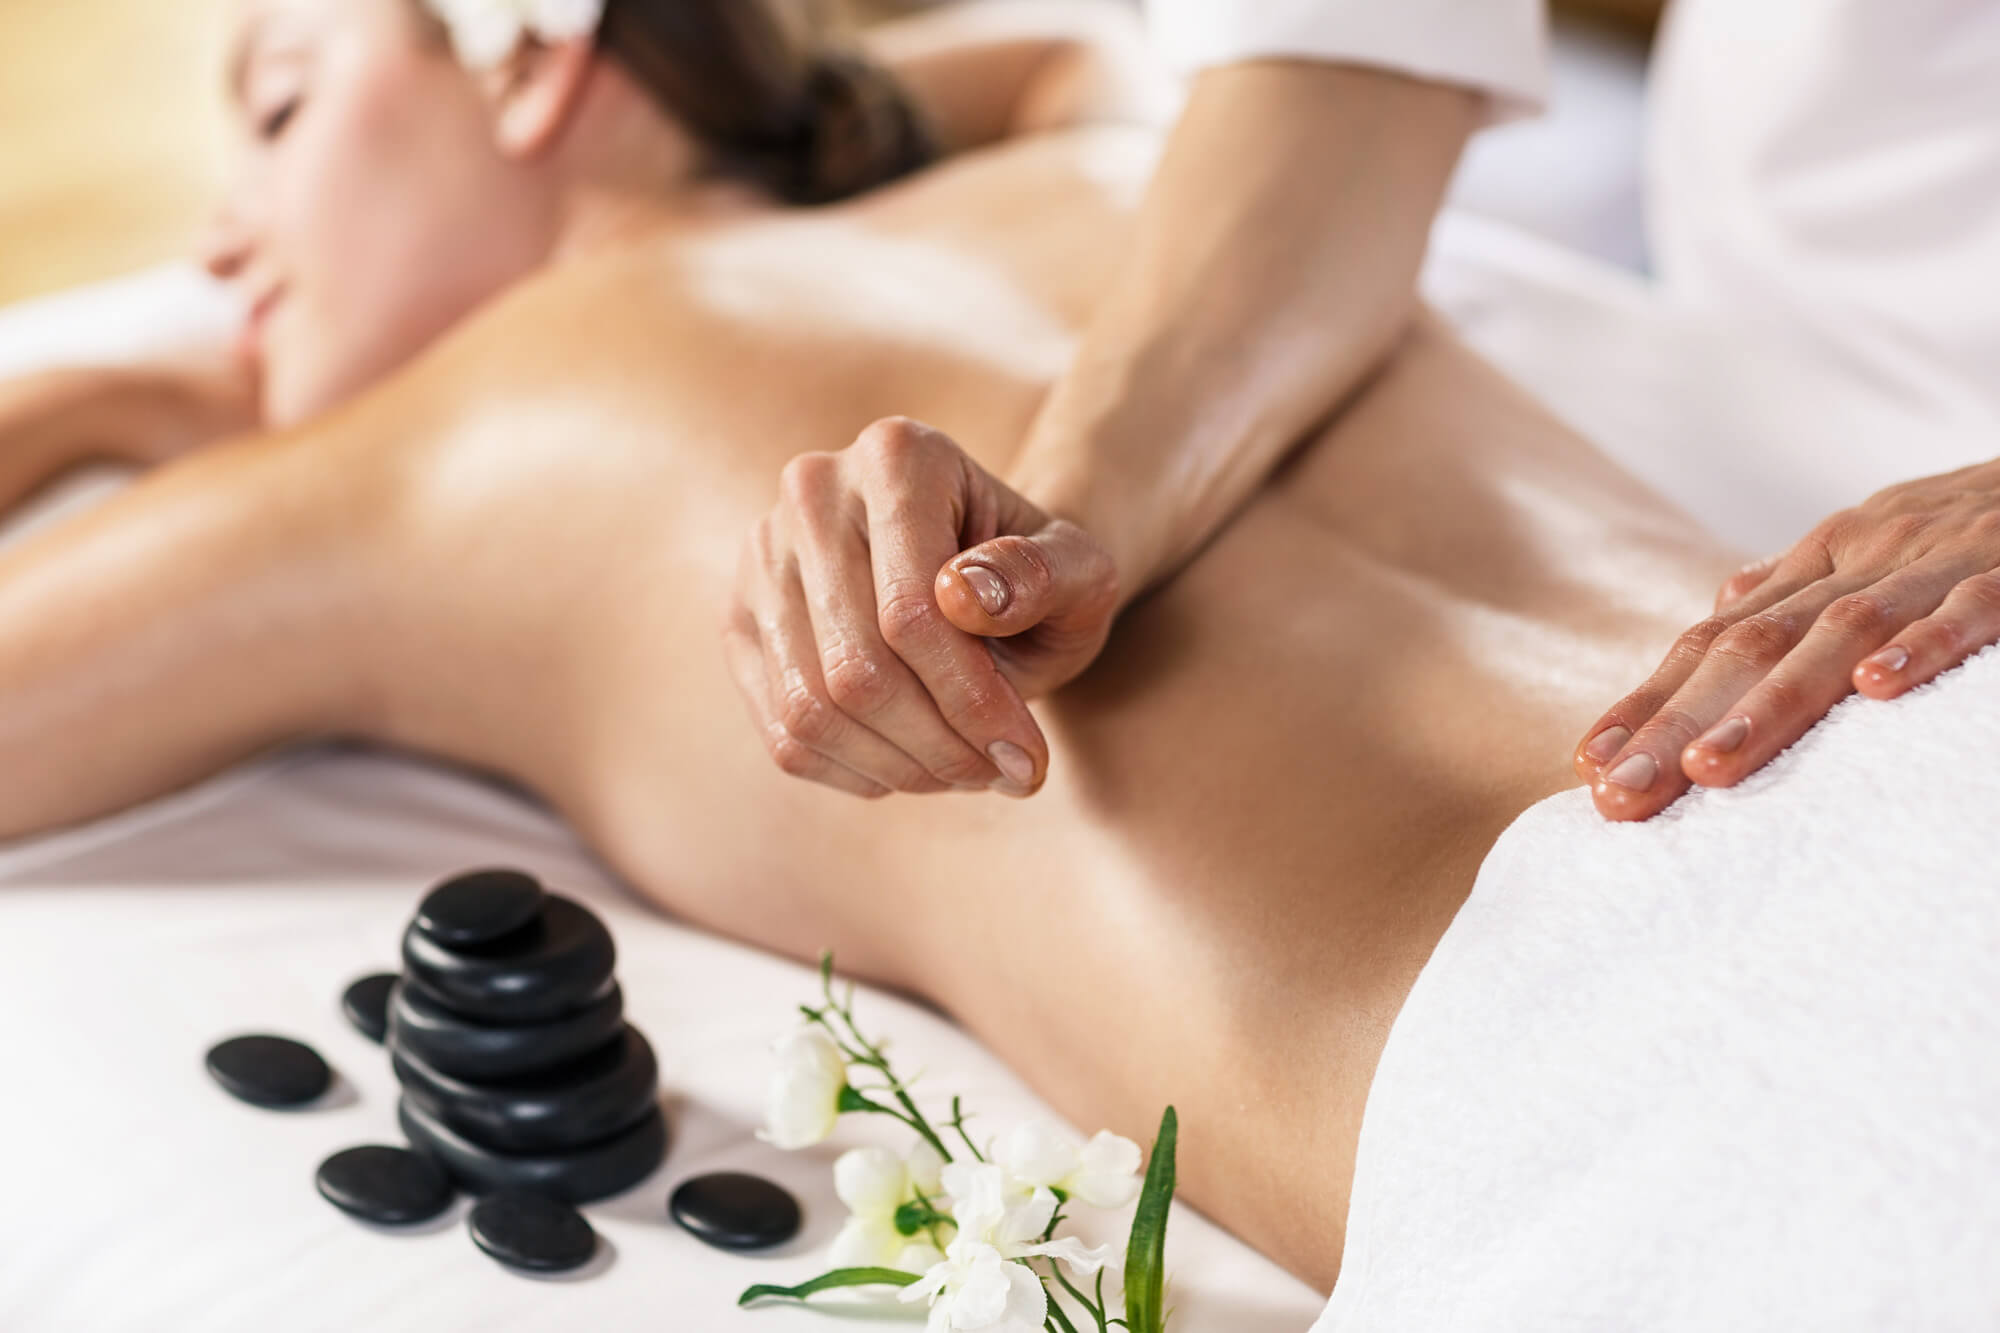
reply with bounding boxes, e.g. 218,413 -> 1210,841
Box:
258,97 -> 301,142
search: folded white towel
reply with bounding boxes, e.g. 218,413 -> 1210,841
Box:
0,262 -> 234,379
1318,645 -> 2000,1331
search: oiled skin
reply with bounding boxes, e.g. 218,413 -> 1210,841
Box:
0,128 -> 1733,1287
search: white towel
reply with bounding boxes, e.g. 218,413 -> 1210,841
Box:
1318,645 -> 2000,1331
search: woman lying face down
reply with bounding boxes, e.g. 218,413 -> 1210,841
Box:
0,0 -> 1741,1291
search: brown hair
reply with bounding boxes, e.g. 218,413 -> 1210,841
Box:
598,0 -> 938,205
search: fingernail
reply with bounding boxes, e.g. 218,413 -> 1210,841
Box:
1695,715 -> 1750,755
1603,752 -> 1658,793
1866,645 -> 1910,674
959,564 -> 1011,617
1584,726 -> 1631,763
988,741 -> 1035,786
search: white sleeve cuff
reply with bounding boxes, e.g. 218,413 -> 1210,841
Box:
1147,0 -> 1550,125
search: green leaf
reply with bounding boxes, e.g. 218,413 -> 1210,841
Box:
1122,1106 -> 1178,1333
738,1267 -> 918,1307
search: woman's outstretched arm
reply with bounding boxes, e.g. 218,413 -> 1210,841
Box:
0,365 -> 253,515
0,405 -> 390,841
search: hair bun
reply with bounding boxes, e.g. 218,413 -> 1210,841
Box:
789,52 -> 937,205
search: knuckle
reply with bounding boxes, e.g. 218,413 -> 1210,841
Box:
857,415 -> 930,462
1871,513 -> 1934,559
938,681 -> 1011,736
1755,675 -> 1809,721
1811,511 -> 1862,552
1967,508 -> 2000,542
1820,593 -> 1895,640
765,728 -> 820,778
778,452 -> 838,506
877,585 -> 943,648
820,645 -> 893,715
1641,707 -> 1707,747
1670,616 -> 1731,664
1909,617 -> 1965,659
1712,614 -> 1797,668
1956,570 -> 2000,615
776,683 -> 838,747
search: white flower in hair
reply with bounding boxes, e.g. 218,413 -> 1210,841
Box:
424,0 -> 605,71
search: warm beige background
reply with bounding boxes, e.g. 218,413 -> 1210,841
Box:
0,0 -> 1663,307
0,0 -> 234,304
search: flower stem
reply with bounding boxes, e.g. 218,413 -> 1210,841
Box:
816,958 -> 955,1164
1053,1264 -> 1109,1333
946,1095 -> 988,1163
1044,1286 -> 1083,1333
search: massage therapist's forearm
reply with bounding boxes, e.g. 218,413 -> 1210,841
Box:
1008,62 -> 1478,602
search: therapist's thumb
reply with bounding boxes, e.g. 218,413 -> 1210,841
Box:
936,520 -> 1120,650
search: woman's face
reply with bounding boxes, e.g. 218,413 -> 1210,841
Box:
211,0 -> 559,426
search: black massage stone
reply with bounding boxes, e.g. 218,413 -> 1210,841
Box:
387,975 -> 624,1080
468,1191 -> 598,1274
205,1034 -> 332,1109
402,894 -> 616,1024
398,1095 -> 668,1204
415,869 -> 547,948
669,1173 -> 803,1252
340,972 -> 399,1044
392,1025 -> 659,1154
316,1145 -> 455,1225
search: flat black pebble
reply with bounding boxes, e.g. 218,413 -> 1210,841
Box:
669,1173 -> 802,1251
402,894 -> 616,1024
468,1191 -> 598,1273
341,973 -> 399,1044
206,1034 -> 332,1108
387,976 -> 624,1081
393,1025 -> 659,1154
398,1095 -> 668,1204
316,1145 -> 455,1225
416,869 -> 547,948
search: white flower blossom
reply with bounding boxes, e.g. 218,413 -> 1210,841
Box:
827,1141 -> 948,1272
900,1162 -> 1117,1332
422,0 -> 605,70
759,1026 -> 849,1150
1000,1122 -> 1144,1210
902,1241 -> 1048,1333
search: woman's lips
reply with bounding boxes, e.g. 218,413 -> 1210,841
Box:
238,286 -> 286,362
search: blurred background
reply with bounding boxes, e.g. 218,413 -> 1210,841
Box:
0,0 -> 1666,307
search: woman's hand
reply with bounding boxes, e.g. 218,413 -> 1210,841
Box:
1576,457 -> 2000,820
724,416 -> 1119,799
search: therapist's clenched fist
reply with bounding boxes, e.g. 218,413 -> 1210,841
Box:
1575,456 -> 2000,820
723,417 -> 1119,799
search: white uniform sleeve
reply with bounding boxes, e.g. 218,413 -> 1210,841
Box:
1147,0 -> 1549,124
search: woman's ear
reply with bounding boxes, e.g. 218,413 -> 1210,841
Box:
482,37 -> 596,160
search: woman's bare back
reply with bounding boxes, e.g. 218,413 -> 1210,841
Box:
0,127 -> 1733,1285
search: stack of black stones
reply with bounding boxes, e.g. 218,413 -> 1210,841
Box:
388,869 -> 668,1205
322,869 -> 669,1272
213,867 -> 803,1277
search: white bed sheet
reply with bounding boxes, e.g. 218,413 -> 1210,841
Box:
0,748 -> 1322,1332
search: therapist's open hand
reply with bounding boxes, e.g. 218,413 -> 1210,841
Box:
724,416 -> 1119,799
1575,457 -> 2000,820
